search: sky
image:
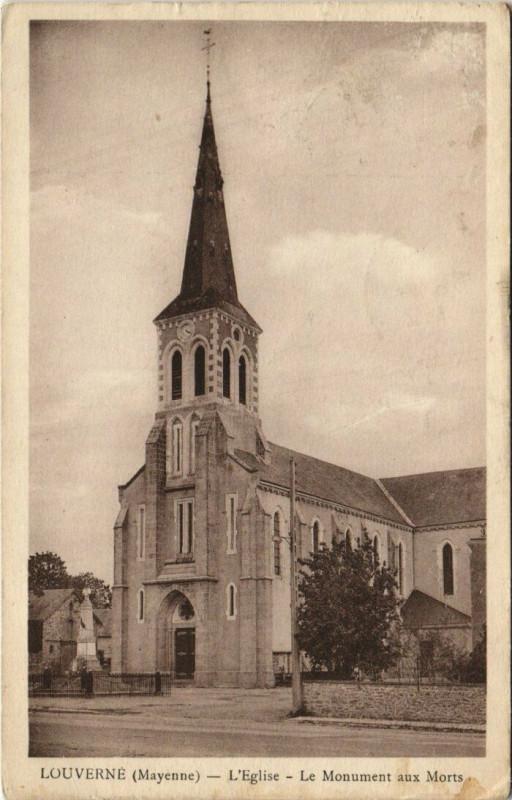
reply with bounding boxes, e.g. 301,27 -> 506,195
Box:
30,21 -> 486,583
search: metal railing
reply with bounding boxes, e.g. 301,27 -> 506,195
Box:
274,668 -> 484,688
29,671 -> 171,696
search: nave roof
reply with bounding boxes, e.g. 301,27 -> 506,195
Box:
259,443 -> 406,525
258,444 -> 485,529
380,468 -> 486,528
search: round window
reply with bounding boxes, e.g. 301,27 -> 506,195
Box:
177,599 -> 194,621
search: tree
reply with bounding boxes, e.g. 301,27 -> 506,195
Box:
297,533 -> 402,678
28,552 -> 112,608
464,625 -> 486,683
70,572 -> 112,608
29,551 -> 70,595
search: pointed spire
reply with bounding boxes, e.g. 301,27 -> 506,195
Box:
155,78 -> 260,330
180,79 -> 238,303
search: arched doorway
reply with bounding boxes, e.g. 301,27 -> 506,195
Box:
156,591 -> 196,679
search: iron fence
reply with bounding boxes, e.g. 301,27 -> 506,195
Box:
274,670 -> 483,688
273,649 -> 485,688
29,671 -> 171,697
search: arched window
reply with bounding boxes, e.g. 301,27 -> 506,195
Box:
373,535 -> 380,565
222,348 -> 231,398
312,520 -> 320,555
388,537 -> 395,571
137,504 -> 146,560
190,417 -> 200,474
176,499 -> 194,555
398,542 -> 404,594
443,543 -> 454,595
194,345 -> 206,396
226,493 -> 237,554
171,419 -> 183,475
171,351 -> 182,400
227,583 -> 237,619
273,512 -> 281,576
238,355 -> 247,405
346,529 -> 352,551
172,598 -> 195,623
137,588 -> 144,622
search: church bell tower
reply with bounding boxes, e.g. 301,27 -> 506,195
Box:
153,79 -> 263,446
111,73 -> 273,688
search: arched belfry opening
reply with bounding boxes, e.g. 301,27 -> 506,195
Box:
222,348 -> 231,398
238,354 -> 247,405
194,345 -> 206,396
156,591 -> 196,679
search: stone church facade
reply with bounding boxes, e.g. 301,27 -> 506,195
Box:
111,82 -> 486,687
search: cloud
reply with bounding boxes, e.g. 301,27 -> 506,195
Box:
255,229 -> 484,476
253,229 -> 477,353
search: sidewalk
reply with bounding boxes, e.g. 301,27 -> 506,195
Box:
29,687 -> 292,723
29,688 -> 485,735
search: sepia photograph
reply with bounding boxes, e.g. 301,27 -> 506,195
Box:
2,4 -> 509,797
26,17 -> 489,760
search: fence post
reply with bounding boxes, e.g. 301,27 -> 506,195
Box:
43,666 -> 52,693
154,671 -> 161,695
87,670 -> 93,696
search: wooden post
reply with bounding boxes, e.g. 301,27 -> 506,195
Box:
290,458 -> 304,714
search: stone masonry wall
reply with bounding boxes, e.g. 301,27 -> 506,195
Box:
303,681 -> 485,725
30,596 -> 81,672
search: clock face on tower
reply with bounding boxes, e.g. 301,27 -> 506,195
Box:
177,320 -> 195,342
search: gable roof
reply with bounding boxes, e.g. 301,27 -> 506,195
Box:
401,590 -> 471,629
118,463 -> 145,492
259,443 -> 405,525
29,588 -> 78,621
380,467 -> 486,527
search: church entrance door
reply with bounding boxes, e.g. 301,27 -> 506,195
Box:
174,628 -> 195,678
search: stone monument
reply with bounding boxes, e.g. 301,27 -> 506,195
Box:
76,589 -> 102,671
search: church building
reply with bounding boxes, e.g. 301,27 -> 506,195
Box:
111,81 -> 486,687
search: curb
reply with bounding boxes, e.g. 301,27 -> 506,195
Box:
294,716 -> 486,734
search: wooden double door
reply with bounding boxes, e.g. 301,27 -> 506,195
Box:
174,628 -> 195,679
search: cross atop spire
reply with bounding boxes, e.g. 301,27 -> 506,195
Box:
202,28 -> 215,89
154,68 -> 259,330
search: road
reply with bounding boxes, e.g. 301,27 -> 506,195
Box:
29,711 -> 485,758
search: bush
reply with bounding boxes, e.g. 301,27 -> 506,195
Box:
463,626 -> 486,683
415,628 -> 486,684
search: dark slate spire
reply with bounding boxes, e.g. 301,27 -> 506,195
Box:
155,82 -> 259,329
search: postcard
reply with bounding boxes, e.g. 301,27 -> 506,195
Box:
2,2 -> 510,798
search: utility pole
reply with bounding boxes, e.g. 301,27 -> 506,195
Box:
289,458 -> 303,714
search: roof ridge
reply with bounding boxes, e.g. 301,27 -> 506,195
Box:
381,466 -> 486,481
375,478 -> 415,527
